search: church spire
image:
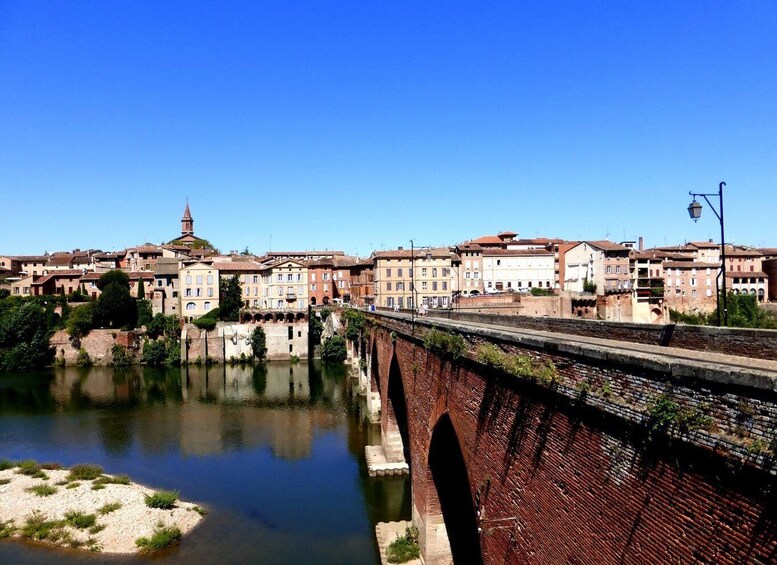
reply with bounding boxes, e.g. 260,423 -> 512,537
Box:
181,199 -> 194,235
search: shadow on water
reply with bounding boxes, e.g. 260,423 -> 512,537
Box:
0,359 -> 411,564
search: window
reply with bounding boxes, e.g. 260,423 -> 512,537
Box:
691,278 -> 696,287
185,275 -> 192,285
287,286 -> 294,294
615,266 -> 621,274
185,288 -> 192,296
398,268 -> 403,277
324,283 -> 328,291
196,275 -> 203,284
208,288 -> 214,297
474,272 -> 479,279
196,288 -> 202,297
421,268 -> 427,277
396,282 -> 404,291
253,275 -> 259,284
186,302 -> 196,311
386,282 -> 392,291
277,288 -> 283,296
157,280 -> 163,287
442,268 -> 450,277
204,301 -> 211,311
311,283 -> 317,291
287,274 -> 293,282
298,286 -> 303,294
606,266 -> 612,274
277,300 -> 283,308
465,272 -> 471,279
422,282 -> 427,290
442,282 -> 447,290
323,273 -> 329,280
277,274 -> 283,282
497,259 -> 501,266
207,274 -> 213,284
691,290 -> 696,298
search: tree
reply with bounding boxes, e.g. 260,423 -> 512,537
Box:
0,301 -> 54,371
321,336 -> 347,363
94,280 -> 137,329
137,278 -> 145,299
219,275 -> 242,321
136,299 -> 153,328
96,270 -> 130,291
67,303 -> 94,338
251,326 -> 267,360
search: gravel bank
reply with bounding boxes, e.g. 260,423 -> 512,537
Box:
0,466 -> 203,554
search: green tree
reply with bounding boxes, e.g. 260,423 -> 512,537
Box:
136,299 -> 153,328
137,279 -> 145,299
218,275 -> 242,321
141,340 -> 167,366
251,326 -> 267,360
0,301 -> 55,371
67,303 -> 94,338
310,314 -> 324,344
321,336 -> 347,363
94,276 -> 137,329
96,270 -> 130,291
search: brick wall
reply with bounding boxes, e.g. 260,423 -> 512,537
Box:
50,329 -> 142,365
367,316 -> 777,564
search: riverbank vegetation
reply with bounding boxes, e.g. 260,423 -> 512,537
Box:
671,293 -> 777,329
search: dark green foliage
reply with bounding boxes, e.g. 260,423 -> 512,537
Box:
251,326 -> 267,360
142,340 -> 167,365
94,281 -> 137,329
386,526 -> 420,563
93,474 -> 131,486
21,512 -> 64,540
147,313 -> 178,339
0,301 -> 55,371
321,336 -> 347,363
193,316 -> 217,331
530,287 -> 554,296
67,463 -> 103,481
136,523 -> 182,551
96,270 -> 130,291
144,490 -> 179,509
647,391 -> 713,437
136,298 -> 152,327
672,293 -> 777,329
320,307 -> 332,321
218,275 -> 242,321
111,343 -> 133,366
0,459 -> 14,471
17,459 -> 42,476
583,278 -> 597,293
343,308 -> 366,341
98,502 -> 122,515
76,347 -> 92,367
309,314 -> 324,344
136,279 -> 146,299
423,328 -> 467,360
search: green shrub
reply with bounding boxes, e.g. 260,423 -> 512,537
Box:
16,459 -> 41,476
0,458 -> 15,471
423,328 -> 467,360
386,526 -> 420,563
193,317 -> 217,331
321,336 -> 347,363
111,343 -> 133,366
0,519 -> 15,538
93,474 -> 131,486
67,303 -> 94,338
141,339 -> 167,366
26,484 -> 57,496
21,512 -> 64,540
76,347 -> 92,367
135,523 -> 182,552
64,511 -> 97,529
251,326 -> 267,360
67,463 -> 103,481
144,490 -> 179,509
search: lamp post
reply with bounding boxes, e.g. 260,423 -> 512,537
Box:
687,181 -> 727,326
410,239 -> 415,322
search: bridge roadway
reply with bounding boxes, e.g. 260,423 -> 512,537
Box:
376,311 -> 777,388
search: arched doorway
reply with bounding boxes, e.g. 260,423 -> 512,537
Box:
384,354 -> 410,464
310,296 -> 317,305
425,414 -> 482,564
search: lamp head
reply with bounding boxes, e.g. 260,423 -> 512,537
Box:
688,200 -> 702,222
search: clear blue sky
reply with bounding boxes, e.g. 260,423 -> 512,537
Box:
2,1 -> 776,256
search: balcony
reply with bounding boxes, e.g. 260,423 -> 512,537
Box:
285,292 -> 297,301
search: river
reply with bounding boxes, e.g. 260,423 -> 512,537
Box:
0,362 -> 410,564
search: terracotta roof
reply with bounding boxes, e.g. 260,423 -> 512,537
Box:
46,254 -> 75,266
757,248 -> 777,257
585,240 -> 630,252
214,261 -> 264,272
153,259 -> 179,276
726,271 -> 767,278
689,241 -> 719,249
133,245 -> 164,254
483,249 -> 553,257
497,230 -> 518,237
48,270 -> 85,277
373,247 -> 453,260
129,272 -> 154,280
267,250 -> 345,258
663,261 -> 720,269
79,272 -> 102,281
456,243 -> 483,251
725,248 -> 762,257
183,201 -> 192,220
631,252 -> 665,261
14,255 -> 49,262
469,235 -> 504,246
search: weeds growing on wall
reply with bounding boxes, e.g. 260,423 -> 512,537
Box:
423,328 -> 467,360
475,343 -> 562,385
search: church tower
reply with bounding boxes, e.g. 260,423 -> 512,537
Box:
181,200 -> 194,236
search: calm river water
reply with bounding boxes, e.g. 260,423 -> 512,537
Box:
0,362 -> 410,564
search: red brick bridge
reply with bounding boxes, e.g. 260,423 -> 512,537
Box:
348,311 -> 777,564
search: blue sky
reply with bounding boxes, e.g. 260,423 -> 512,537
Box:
2,1 -> 776,256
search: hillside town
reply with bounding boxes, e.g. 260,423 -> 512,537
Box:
1,202 -> 775,325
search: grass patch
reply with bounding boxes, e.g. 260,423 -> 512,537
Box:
67,463 -> 103,481
386,526 -> 420,563
16,459 -> 48,479
144,490 -> 179,509
91,483 -> 105,491
88,524 -> 106,535
0,520 -> 16,538
0,478 -> 11,485
55,479 -> 70,486
191,505 -> 208,516
20,512 -> 65,541
64,510 -> 97,529
66,481 -> 80,489
136,523 -> 182,552
26,484 -> 57,497
93,474 -> 130,486
99,501 -> 122,515
0,459 -> 15,471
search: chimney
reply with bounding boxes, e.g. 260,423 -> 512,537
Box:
709,238 -> 713,243
398,246 -> 403,250
638,236 -> 644,251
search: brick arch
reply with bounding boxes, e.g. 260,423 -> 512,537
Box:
383,352 -> 410,464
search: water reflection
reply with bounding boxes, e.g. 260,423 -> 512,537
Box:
0,361 -> 407,564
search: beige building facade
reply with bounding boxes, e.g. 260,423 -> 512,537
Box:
179,261 -> 219,320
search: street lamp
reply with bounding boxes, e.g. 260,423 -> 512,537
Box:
410,240 -> 415,322
687,181 -> 728,326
